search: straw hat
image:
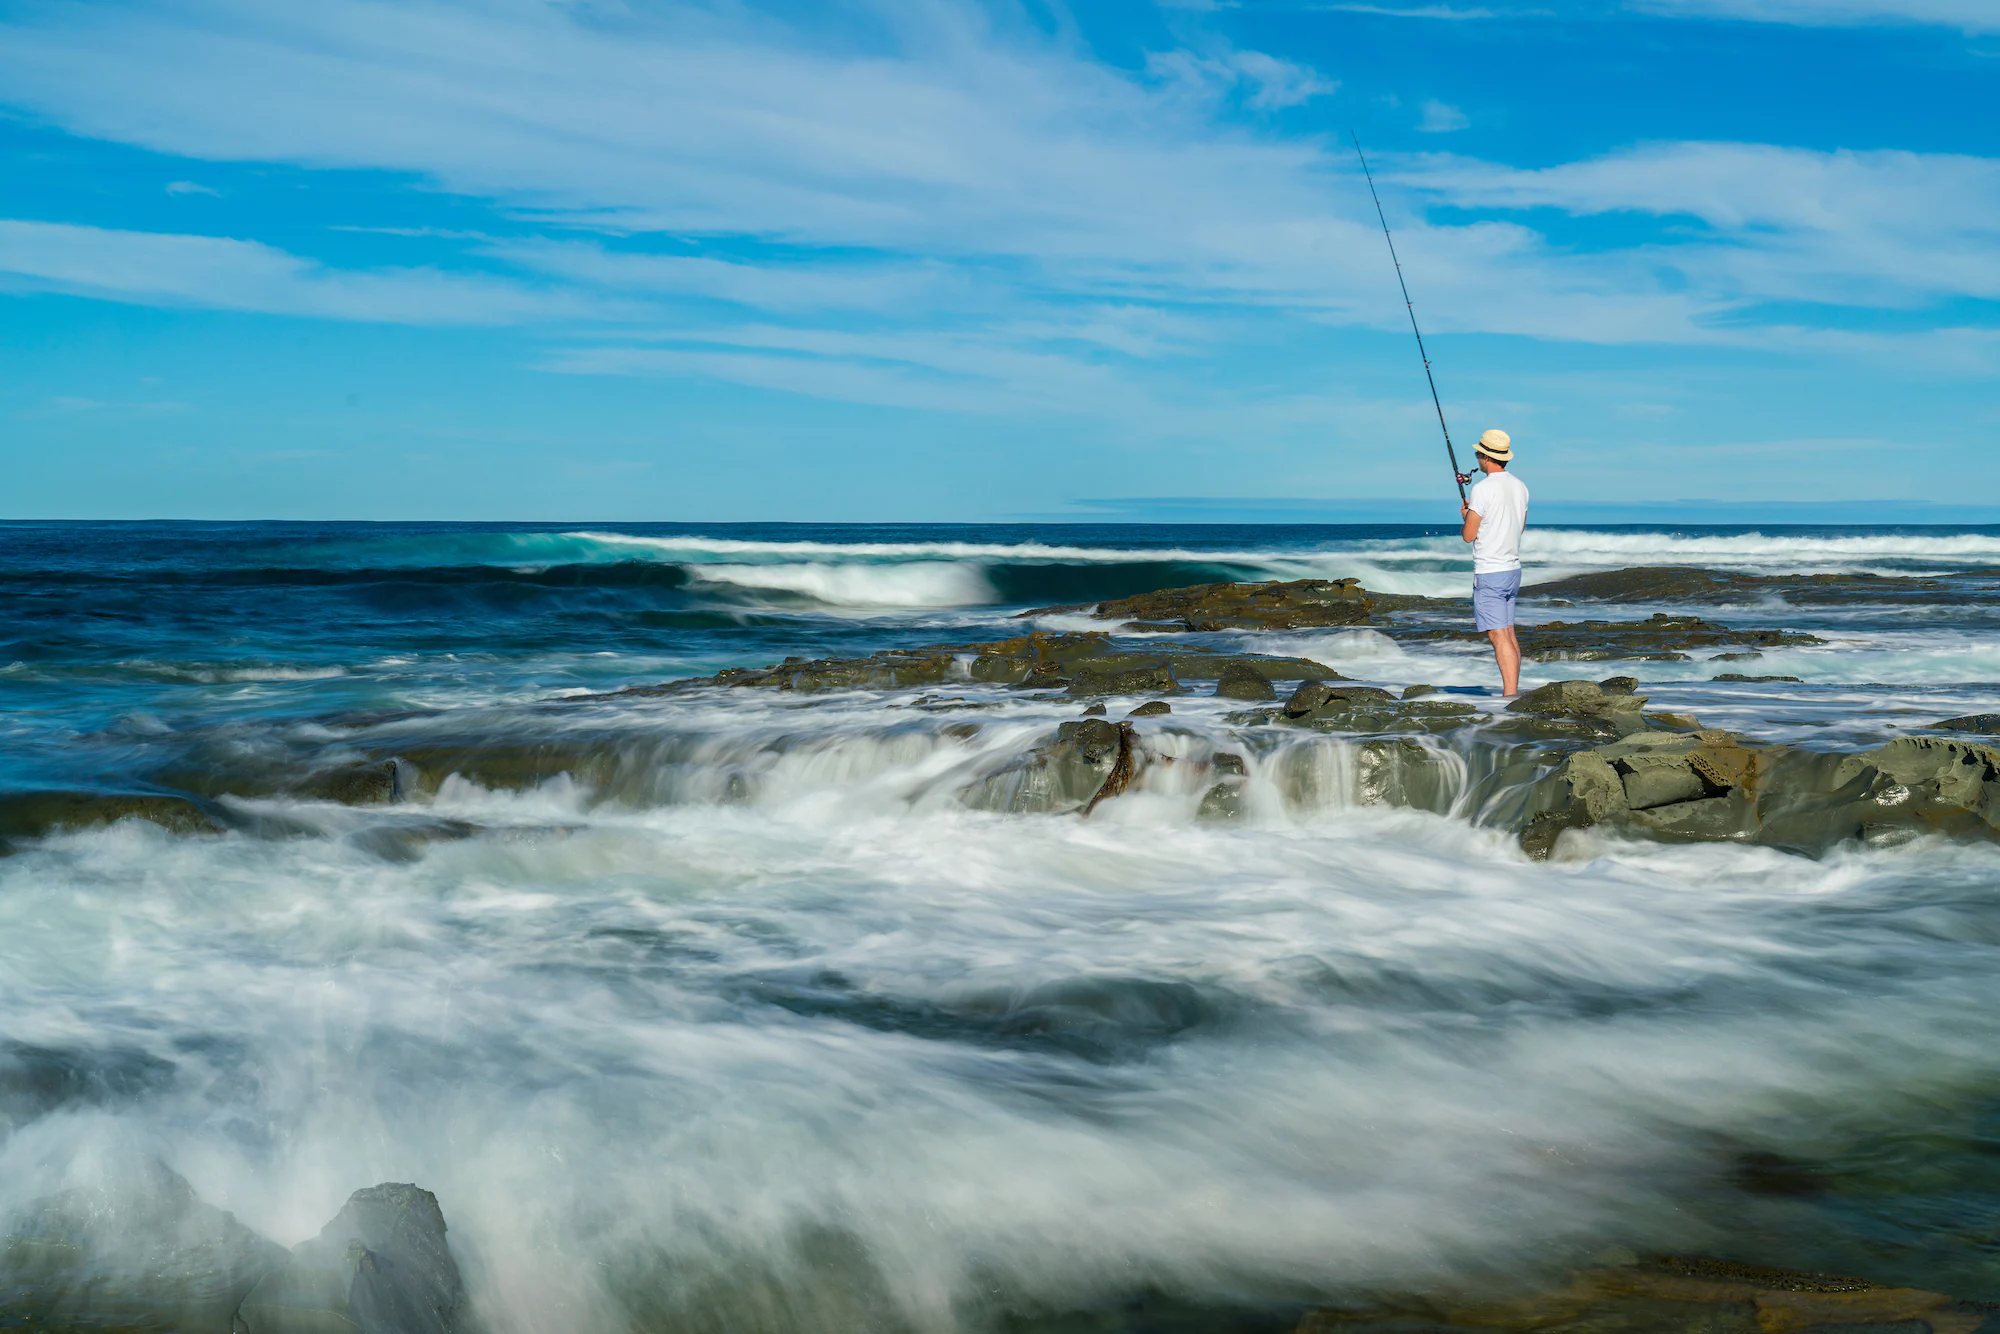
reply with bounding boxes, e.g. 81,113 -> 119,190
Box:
1474,429 -> 1513,462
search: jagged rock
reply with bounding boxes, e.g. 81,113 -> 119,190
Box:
1068,664 -> 1178,697
1714,673 -> 1802,683
1931,713 -> 2000,735
0,1162 -> 285,1333
1598,676 -> 1639,695
1018,578 -> 1371,631
1213,663 -> 1277,701
1127,701 -> 1171,717
237,1183 -> 463,1334
1401,684 -> 1436,699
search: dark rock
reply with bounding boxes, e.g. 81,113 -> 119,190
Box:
1196,783 -> 1244,821
238,1183 -> 463,1334
1711,651 -> 1764,662
1507,680 -> 1650,736
1213,663 -> 1277,701
1127,701 -> 1171,717
1080,703 -> 1107,717
1210,752 -> 1248,777
1401,614 -> 1821,662
1401,684 -> 1437,699
1713,673 -> 1803,683
297,760 -> 404,805
1018,578 -> 1372,632
1016,661 -> 1067,691
1067,664 -> 1178,697
1930,713 -> 2000,735
0,1163 -> 286,1333
1525,565 -> 1952,605
961,719 -> 1127,814
1598,676 -> 1639,695
0,790 -> 227,844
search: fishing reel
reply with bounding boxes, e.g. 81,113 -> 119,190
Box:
1455,473 -> 1473,486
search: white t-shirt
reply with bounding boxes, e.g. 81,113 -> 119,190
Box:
1468,469 -> 1530,575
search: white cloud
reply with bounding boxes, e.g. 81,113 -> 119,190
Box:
0,0 -> 1992,418
164,179 -> 219,195
1634,0 -> 2000,32
0,218 -> 605,324
1417,99 -> 1470,132
1399,142 -> 2000,307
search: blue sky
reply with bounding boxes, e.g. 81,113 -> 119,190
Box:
1,0 -> 1996,521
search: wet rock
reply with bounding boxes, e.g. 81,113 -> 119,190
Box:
0,1163 -> 286,1333
0,790 -> 227,846
1213,663 -> 1277,701
1525,565 -> 1954,606
1067,664 -> 1178,697
1401,684 -> 1436,699
1506,680 -> 1651,737
1196,782 -> 1244,821
1127,701 -> 1171,717
1016,661 -> 1067,691
960,719 -> 1126,815
1296,1255 -> 1979,1334
1713,673 -> 1802,683
1019,578 -> 1371,632
1598,676 -> 1639,695
1211,752 -> 1248,777
1516,728 -> 1764,856
238,1183 -> 464,1334
1712,651 -> 1764,662
1284,681 -> 1395,718
296,759 -> 405,805
1930,713 -> 2000,735
1080,703 -> 1107,717
1403,614 -> 1821,662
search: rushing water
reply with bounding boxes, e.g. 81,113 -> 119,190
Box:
6,521 -> 2000,1333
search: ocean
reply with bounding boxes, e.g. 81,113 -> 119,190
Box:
6,520 -> 2000,1333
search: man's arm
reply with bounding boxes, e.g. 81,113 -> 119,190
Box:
1461,503 -> 1481,543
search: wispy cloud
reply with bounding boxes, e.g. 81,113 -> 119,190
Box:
163,179 -> 219,196
1417,99 -> 1470,132
0,219 -> 608,324
0,0 -> 1993,417
1634,0 -> 2000,32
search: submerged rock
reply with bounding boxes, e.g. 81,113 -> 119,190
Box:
0,1163 -> 286,1333
1524,565 -> 1959,606
1713,673 -> 1803,683
1403,613 -> 1822,662
238,1183 -> 464,1334
961,719 -> 1126,815
0,790 -> 227,848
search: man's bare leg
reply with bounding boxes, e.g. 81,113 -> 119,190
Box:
1487,626 -> 1521,697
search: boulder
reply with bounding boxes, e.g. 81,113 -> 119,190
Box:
1127,701 -> 1171,717
1213,663 -> 1277,701
237,1184 -> 464,1334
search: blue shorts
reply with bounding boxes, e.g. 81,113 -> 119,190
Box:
1472,569 -> 1522,632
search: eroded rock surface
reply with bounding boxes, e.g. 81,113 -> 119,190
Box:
239,1184 -> 464,1334
1524,565 -> 1974,606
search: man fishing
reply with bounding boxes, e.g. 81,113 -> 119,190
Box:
1457,429 -> 1529,698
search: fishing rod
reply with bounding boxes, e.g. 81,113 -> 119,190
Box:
1349,131 -> 1468,505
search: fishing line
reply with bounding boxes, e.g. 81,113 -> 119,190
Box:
1350,131 -> 1468,504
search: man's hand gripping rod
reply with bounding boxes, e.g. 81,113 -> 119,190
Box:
1350,132 -> 1469,504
